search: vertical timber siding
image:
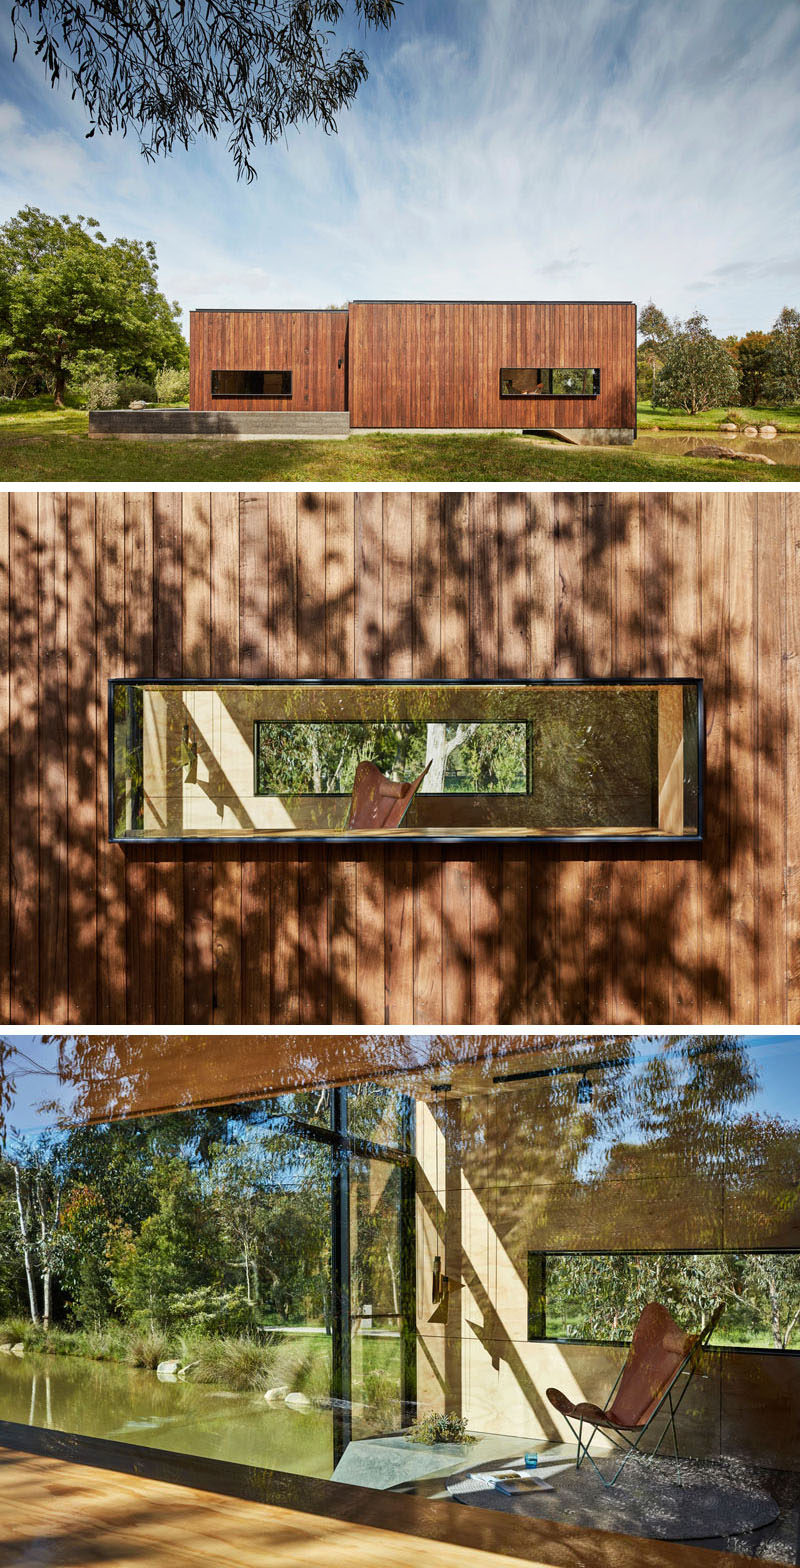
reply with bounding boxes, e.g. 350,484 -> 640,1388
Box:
348,302 -> 636,430
0,490 -> 797,1025
189,311 -> 349,412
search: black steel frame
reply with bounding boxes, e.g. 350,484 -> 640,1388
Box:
108,676 -> 705,847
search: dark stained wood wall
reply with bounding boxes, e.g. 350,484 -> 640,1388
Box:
189,311 -> 349,411
0,490 -> 797,1025
348,302 -> 636,430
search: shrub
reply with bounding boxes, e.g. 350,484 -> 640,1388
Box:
155,364 -> 190,405
406,1411 -> 473,1445
66,350 -> 120,410
117,377 -> 157,408
126,1328 -> 172,1369
190,1334 -> 275,1392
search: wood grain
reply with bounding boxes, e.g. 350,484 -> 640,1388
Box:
0,491 -> 795,1025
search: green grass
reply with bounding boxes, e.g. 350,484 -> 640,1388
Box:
1,398 -> 798,481
637,401 -> 800,432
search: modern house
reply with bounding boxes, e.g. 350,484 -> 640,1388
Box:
0,488 -> 797,1026
0,1031 -> 798,1564
183,301 -> 637,443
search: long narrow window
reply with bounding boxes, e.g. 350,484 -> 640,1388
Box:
109,678 -> 703,844
500,368 -> 599,397
211,369 -> 292,398
528,1251 -> 800,1352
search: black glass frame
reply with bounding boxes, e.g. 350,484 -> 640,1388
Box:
211,369 -> 292,398
499,367 -> 600,398
107,677 -> 705,846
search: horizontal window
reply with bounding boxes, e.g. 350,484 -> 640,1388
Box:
528,1251 -> 800,1353
211,369 -> 292,398
108,679 -> 702,843
255,720 -> 529,797
500,367 -> 599,398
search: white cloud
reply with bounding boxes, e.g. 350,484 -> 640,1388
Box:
0,0 -> 798,336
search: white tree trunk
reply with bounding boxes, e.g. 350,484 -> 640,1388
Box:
420,723 -> 479,792
11,1164 -> 41,1326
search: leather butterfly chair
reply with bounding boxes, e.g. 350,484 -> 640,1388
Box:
546,1300 -> 724,1488
346,759 -> 432,830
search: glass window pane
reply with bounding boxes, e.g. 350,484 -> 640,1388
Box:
211,370 -> 292,398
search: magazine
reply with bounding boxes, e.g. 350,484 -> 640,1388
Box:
472,1468 -> 554,1496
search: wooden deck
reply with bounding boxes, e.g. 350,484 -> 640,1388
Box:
0,1445 -> 763,1568
0,489 -> 798,1024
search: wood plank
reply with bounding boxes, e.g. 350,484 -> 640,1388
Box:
668,494 -> 702,1024
37,493 -> 69,1018
95,494 -> 127,1022
699,492 -> 731,1023
65,495 -> 98,1022
0,494 -> 9,1022
211,494 -> 242,1023
786,493 -> 800,1022
181,493 -> 214,1024
239,492 -> 271,1024
8,495 -> 39,1020
755,492 -> 787,1023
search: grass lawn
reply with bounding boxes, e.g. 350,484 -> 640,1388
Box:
637,401 -> 800,432
1,398 -> 798,482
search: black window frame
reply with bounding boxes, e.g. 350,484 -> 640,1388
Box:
211,369 -> 293,399
499,367 -> 600,399
107,676 -> 705,847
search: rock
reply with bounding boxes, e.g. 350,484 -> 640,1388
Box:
156,1359 -> 180,1382
264,1385 -> 289,1404
689,444 -> 777,465
176,1361 -> 199,1381
742,425 -> 758,437
284,1391 -> 312,1410
0,1344 -> 12,1354
759,424 -> 777,438
718,422 -> 738,433
129,400 -> 149,410
10,1343 -> 24,1356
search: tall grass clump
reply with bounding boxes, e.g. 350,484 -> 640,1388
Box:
190,1335 -> 275,1392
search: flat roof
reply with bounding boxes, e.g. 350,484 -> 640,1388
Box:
191,300 -> 635,312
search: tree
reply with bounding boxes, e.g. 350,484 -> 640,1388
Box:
654,313 -> 739,415
7,1137 -> 64,1328
766,306 -> 800,405
10,0 -> 398,183
734,331 -> 774,407
637,301 -> 673,401
0,208 -> 187,406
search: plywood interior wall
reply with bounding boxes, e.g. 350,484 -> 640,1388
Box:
0,490 -> 797,1025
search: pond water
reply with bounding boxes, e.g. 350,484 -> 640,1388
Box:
0,1352 -> 333,1478
635,431 -> 800,469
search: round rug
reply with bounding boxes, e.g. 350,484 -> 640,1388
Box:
446,1457 -> 779,1542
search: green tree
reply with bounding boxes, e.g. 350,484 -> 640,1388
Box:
654,313 -> 740,414
734,331 -> 775,407
11,1 -> 397,183
766,306 -> 800,404
0,208 -> 187,406
637,301 -> 673,401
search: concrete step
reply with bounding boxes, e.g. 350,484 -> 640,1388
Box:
89,409 -> 352,439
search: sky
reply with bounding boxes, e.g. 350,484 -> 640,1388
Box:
0,0 -> 798,341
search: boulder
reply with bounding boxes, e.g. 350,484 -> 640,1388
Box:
0,1344 -> 12,1354
689,444 -> 776,465
285,1391 -> 312,1410
264,1385 -> 289,1404
743,425 -> 758,437
10,1343 -> 24,1356
718,422 -> 738,433
759,424 -> 777,438
156,1359 -> 180,1382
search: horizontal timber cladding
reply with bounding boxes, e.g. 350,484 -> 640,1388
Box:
189,310 -> 349,412
0,490 -> 797,1025
347,301 -> 636,429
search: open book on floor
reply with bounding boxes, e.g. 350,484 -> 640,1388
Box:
473,1469 -> 554,1496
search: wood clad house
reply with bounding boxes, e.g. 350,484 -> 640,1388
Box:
0,489 -> 797,1027
189,301 -> 637,441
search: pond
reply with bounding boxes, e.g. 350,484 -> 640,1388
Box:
635,431 -> 800,470
0,1351 -> 334,1478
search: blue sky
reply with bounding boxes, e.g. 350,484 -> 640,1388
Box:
0,0 -> 798,339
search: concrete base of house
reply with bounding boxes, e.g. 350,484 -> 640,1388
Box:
88,409 -> 352,439
544,427 -> 636,446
